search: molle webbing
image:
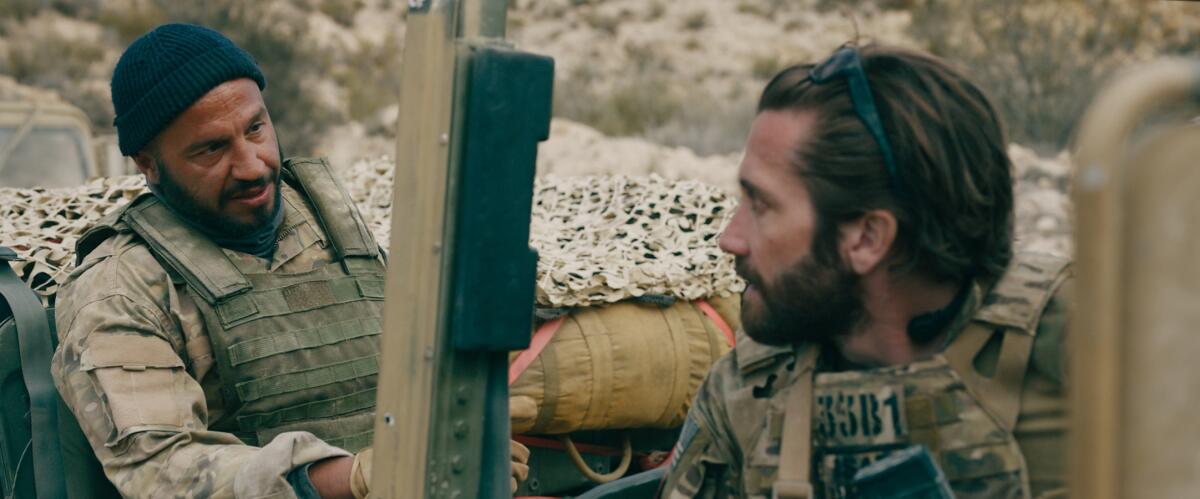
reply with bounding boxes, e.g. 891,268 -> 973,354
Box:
284,158 -> 378,259
325,430 -> 374,453
228,315 -> 382,366
239,411 -> 376,453
237,387 -> 377,429
215,275 -> 386,326
235,354 -> 379,402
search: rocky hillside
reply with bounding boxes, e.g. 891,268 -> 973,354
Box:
4,0 -> 1197,162
0,0 -> 1188,269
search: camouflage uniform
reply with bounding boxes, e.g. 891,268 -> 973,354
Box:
663,252 -> 1071,499
52,161 -> 384,498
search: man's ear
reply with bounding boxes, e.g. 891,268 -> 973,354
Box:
132,151 -> 159,184
839,209 -> 898,275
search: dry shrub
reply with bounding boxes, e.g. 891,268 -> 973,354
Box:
554,64 -> 681,137
645,2 -> 665,22
750,53 -> 784,80
736,1 -> 770,18
907,0 -> 1200,150
318,0 -> 362,27
580,9 -> 620,35
554,40 -> 756,156
335,31 -> 404,124
0,0 -> 44,22
0,11 -> 116,130
1,0 -> 402,157
681,11 -> 709,31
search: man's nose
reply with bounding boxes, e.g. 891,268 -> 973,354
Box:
719,203 -> 750,256
229,141 -> 270,181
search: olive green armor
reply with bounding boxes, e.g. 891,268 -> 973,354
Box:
77,158 -> 384,453
769,252 -> 1071,499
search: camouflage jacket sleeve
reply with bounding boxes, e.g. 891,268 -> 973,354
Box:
50,237 -> 349,499
661,354 -> 745,499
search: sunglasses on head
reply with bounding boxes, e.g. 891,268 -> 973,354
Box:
808,46 -> 905,199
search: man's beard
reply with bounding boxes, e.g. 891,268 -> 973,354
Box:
736,251 -> 865,346
154,157 -> 282,237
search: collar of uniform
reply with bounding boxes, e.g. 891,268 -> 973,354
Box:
270,184 -> 328,270
937,278 -> 990,349
222,183 -> 328,272
939,251 -> 1074,346
733,330 -> 795,376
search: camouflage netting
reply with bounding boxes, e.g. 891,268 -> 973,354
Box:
0,145 -> 1072,307
0,160 -> 743,307
335,156 -> 744,307
1,176 -> 145,299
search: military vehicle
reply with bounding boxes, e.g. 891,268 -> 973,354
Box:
0,100 -> 99,188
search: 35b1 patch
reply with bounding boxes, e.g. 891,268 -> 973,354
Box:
814,384 -> 906,448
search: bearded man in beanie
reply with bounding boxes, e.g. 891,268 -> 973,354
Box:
51,24 -> 529,498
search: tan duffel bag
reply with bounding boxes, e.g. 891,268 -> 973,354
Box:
509,294 -> 740,435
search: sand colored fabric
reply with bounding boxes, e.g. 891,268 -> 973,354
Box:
509,294 -> 739,434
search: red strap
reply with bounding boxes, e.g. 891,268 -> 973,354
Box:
509,316 -> 566,385
695,299 -> 736,347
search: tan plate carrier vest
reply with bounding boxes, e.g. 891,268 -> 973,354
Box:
77,158 -> 385,453
772,252 -> 1070,499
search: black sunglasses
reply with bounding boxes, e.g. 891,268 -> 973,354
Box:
809,46 -> 905,199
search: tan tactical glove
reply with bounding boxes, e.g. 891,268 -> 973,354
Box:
350,442 -> 527,495
350,447 -> 373,499
511,439 -> 531,494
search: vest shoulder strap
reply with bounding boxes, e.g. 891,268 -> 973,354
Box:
773,345 -> 820,499
121,197 -> 250,304
972,251 -> 1072,335
944,251 -> 1073,431
283,157 -> 379,259
75,199 -> 140,265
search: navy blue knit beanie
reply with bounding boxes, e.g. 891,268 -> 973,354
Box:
111,23 -> 266,156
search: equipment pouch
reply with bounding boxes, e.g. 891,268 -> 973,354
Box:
80,333 -> 193,445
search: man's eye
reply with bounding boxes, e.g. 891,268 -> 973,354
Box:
248,122 -> 264,134
750,196 -> 768,213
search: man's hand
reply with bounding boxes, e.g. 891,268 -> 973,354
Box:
322,443 -> 522,496
350,448 -> 373,499
511,439 -> 531,493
